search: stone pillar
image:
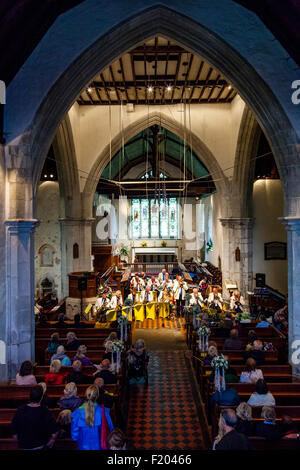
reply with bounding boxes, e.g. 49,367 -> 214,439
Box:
280,217 -> 300,374
219,218 -> 253,301
60,218 -> 94,298
2,219 -> 39,382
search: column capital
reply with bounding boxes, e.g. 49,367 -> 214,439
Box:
5,219 -> 40,233
219,217 -> 253,228
279,216 -> 300,231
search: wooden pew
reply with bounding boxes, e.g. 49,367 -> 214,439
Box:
33,365 -> 122,383
191,336 -> 284,352
43,349 -> 116,365
194,349 -> 279,364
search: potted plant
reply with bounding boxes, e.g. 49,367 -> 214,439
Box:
161,240 -> 167,247
120,245 -> 129,262
141,241 -> 148,247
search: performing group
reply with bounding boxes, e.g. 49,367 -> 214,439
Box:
93,268 -> 245,324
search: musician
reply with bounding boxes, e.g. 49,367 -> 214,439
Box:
110,290 -> 123,309
160,273 -> 173,290
130,274 -> 145,291
147,276 -> 160,291
127,288 -> 140,305
230,290 -> 245,312
94,293 -> 111,318
199,277 -> 209,296
158,286 -> 173,303
140,286 -> 154,304
208,287 -> 223,310
173,275 -> 188,317
158,268 -> 168,283
189,288 -> 204,307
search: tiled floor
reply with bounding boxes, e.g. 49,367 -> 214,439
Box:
126,350 -> 204,450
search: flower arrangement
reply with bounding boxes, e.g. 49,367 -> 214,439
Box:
197,325 -> 211,337
141,241 -> 148,247
97,284 -> 113,299
118,316 -> 128,341
211,354 -> 228,392
111,339 -> 125,373
120,245 -> 129,258
161,240 -> 167,247
197,325 -> 211,352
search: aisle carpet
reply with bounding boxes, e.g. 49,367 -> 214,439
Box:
126,350 -> 205,450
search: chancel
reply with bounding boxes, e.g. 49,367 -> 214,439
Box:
0,0 -> 299,452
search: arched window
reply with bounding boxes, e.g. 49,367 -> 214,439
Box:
38,244 -> 55,267
73,243 -> 79,259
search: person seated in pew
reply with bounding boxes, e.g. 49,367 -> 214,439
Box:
189,287 -> 204,307
94,377 -> 115,408
16,360 -> 37,386
140,285 -> 154,304
244,340 -> 265,366
245,330 -> 258,351
211,385 -> 241,407
56,409 -> 72,439
223,329 -> 243,351
45,360 -> 67,385
230,290 -> 244,313
74,345 -> 93,367
204,345 -> 218,366
256,406 -> 283,440
247,379 -> 276,407
240,358 -> 264,383
36,313 -> 50,328
73,313 -> 91,328
65,332 -> 82,352
256,314 -> 271,328
232,318 -> 247,338
214,408 -> 251,450
280,415 -> 300,439
12,385 -> 58,450
66,360 -> 93,385
126,339 -> 149,385
103,332 -> 118,362
53,313 -> 69,329
50,345 -> 72,366
107,428 -> 127,450
47,332 -> 62,355
94,359 -> 117,384
71,385 -> 114,450
235,402 -> 255,437
59,382 -> 83,411
274,302 -> 288,332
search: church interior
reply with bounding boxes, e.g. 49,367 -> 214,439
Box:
0,0 -> 300,452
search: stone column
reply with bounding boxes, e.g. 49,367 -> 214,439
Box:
3,219 -> 39,381
219,218 -> 253,301
280,217 -> 300,374
60,218 -> 94,298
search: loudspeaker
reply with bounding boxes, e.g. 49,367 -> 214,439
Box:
78,277 -> 87,291
256,273 -> 266,288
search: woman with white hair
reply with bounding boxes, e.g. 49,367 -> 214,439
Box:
50,345 -> 71,366
235,402 -> 254,436
59,382 -> 83,411
65,332 -> 82,352
126,339 -> 149,385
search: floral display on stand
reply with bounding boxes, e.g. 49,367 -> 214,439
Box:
211,354 -> 228,392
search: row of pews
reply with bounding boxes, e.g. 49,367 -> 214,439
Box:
187,320 -> 300,450
0,322 -> 132,450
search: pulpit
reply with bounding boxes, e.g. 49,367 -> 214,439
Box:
66,272 -> 98,320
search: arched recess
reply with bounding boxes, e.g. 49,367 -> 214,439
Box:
81,111 -> 228,218
52,114 -> 81,218
233,105 -> 262,217
23,6 -> 300,217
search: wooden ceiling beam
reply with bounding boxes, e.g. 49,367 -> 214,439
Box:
100,73 -> 111,104
78,98 -> 234,105
198,67 -> 213,102
109,65 -> 121,103
91,79 -> 227,88
130,52 -> 138,104
131,45 -> 186,54
181,53 -> 194,101
207,73 -> 221,102
188,60 -> 204,103
171,52 -> 182,103
119,57 -> 129,102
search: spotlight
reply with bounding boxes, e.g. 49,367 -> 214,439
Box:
228,85 -> 232,90
147,86 -> 153,93
44,174 -> 47,178
167,85 -> 172,92
50,174 -> 54,178
87,87 -> 92,93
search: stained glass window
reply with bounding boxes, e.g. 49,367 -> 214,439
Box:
130,198 -> 178,239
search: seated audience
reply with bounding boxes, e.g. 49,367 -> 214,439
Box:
245,330 -> 258,351
214,408 -> 251,450
12,385 -> 58,450
204,345 -> 218,366
126,339 -> 149,385
65,332 -> 82,351
94,359 -> 117,384
45,360 -> 67,385
103,332 -> 118,361
50,345 -> 72,366
240,358 -> 264,383
211,385 -> 241,407
209,357 -> 239,384
247,379 -> 276,407
74,344 -> 93,366
280,415 -> 300,439
66,360 -> 92,385
235,402 -> 255,436
244,340 -> 265,366
256,406 -> 283,440
223,329 -> 243,350
274,303 -> 288,332
56,409 -> 72,439
94,377 -> 115,408
71,385 -> 114,450
107,428 -> 127,450
47,333 -> 61,355
59,382 -> 83,411
256,315 -> 270,328
54,313 -> 69,328
16,360 -> 37,385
